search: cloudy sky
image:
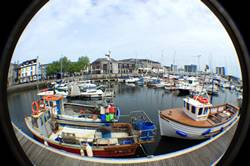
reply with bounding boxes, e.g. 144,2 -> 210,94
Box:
12,0 -> 241,78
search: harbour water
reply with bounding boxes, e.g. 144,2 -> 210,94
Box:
7,83 -> 240,157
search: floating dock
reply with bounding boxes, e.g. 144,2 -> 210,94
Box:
12,120 -> 238,166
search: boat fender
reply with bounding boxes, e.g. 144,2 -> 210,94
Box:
44,140 -> 48,146
176,130 -> 187,137
220,127 -> 224,132
80,149 -> 85,156
86,143 -> 93,157
32,101 -> 39,115
201,129 -> 211,136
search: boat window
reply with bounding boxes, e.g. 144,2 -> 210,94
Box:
47,111 -> 51,119
49,101 -> 53,107
198,108 -> 203,115
191,106 -> 196,114
204,107 -> 209,114
44,114 -> 47,122
186,102 -> 189,111
183,101 -> 186,108
40,117 -> 43,126
32,118 -> 38,128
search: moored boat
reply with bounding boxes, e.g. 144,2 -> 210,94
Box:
159,95 -> 239,140
25,99 -> 156,157
32,95 -> 121,123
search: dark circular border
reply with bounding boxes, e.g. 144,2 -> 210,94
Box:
0,0 -> 249,165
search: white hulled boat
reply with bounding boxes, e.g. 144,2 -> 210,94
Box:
159,95 -> 239,140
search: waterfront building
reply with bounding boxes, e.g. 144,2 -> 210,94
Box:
163,66 -> 171,73
18,57 -> 40,83
91,56 -> 162,75
40,64 -> 48,80
8,63 -> 18,86
118,61 -> 136,74
120,58 -> 161,74
216,67 -> 226,76
90,58 -> 119,74
184,64 -> 197,73
171,64 -> 177,72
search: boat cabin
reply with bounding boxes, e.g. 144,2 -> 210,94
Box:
183,97 -> 213,121
31,96 -> 65,137
43,95 -> 65,115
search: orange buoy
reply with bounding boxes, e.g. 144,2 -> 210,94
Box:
32,101 -> 40,115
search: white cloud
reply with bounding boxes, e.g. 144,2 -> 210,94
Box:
12,0 -> 241,77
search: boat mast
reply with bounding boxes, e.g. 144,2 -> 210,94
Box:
60,54 -> 63,79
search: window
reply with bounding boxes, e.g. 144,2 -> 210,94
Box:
191,106 -> 196,114
198,108 -> 203,115
204,107 -> 208,114
183,101 -> 186,108
40,117 -> 43,126
186,103 -> 189,110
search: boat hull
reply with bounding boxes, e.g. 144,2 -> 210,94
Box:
159,112 -> 239,140
32,134 -> 138,157
25,117 -> 139,157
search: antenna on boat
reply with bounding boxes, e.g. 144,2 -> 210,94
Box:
196,64 -> 209,100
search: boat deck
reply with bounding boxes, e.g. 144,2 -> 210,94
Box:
160,108 -> 213,128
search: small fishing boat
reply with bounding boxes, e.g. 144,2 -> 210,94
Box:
125,83 -> 136,87
159,95 -> 239,140
147,77 -> 161,88
125,77 -> 140,83
206,85 -> 219,96
25,100 -> 156,157
68,84 -> 104,99
103,88 -> 115,98
175,77 -> 199,96
136,77 -> 144,86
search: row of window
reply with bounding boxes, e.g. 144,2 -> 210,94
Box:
184,102 -> 209,116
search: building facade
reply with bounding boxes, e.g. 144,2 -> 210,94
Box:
171,64 -> 177,72
8,63 -> 18,86
18,57 -> 40,83
184,64 -> 197,73
91,58 -> 119,74
40,64 -> 48,80
216,67 -> 226,76
91,57 -> 162,75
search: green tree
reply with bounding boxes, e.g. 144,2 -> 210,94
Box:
77,56 -> 89,71
59,56 -> 71,72
46,56 -> 89,76
46,61 -> 60,75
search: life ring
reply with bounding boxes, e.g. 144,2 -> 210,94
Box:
199,97 -> 209,104
32,101 -> 40,115
38,100 -> 46,110
194,96 -> 208,104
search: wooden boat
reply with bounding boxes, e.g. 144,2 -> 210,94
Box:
32,95 -> 121,123
25,101 -> 156,157
159,95 -> 239,140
